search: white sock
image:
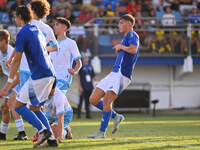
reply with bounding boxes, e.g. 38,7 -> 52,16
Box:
63,129 -> 67,138
1,121 -> 9,134
15,118 -> 24,132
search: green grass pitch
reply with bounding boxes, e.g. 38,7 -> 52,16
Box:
0,113 -> 200,150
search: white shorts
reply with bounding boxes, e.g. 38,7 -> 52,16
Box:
17,77 -> 55,106
97,72 -> 131,96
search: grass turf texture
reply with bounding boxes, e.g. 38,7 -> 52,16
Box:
0,113 -> 200,150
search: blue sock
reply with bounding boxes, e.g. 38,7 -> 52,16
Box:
34,110 -> 51,130
96,100 -> 117,119
99,111 -> 111,132
15,106 -> 44,131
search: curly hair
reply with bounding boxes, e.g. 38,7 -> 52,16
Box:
0,30 -> 10,44
30,0 -> 50,19
16,5 -> 33,23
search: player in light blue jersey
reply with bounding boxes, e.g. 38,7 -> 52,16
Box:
88,14 -> 139,138
0,30 -> 28,141
50,17 -> 82,94
0,6 -> 57,147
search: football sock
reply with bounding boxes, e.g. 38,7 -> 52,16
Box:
99,110 -> 111,132
63,128 -> 67,138
96,100 -> 117,119
15,106 -> 45,132
34,110 -> 55,139
1,121 -> 9,134
15,118 -> 25,132
34,110 -> 51,130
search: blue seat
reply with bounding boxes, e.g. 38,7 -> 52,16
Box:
156,10 -> 165,19
172,10 -> 184,23
72,11 -> 80,17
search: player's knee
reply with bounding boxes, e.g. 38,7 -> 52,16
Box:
1,103 -> 9,113
6,102 -> 13,109
89,95 -> 96,106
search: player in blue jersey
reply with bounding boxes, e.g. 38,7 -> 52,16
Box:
88,14 -> 139,138
0,6 -> 58,147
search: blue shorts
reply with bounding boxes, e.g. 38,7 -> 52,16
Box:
45,109 -> 73,127
56,79 -> 70,94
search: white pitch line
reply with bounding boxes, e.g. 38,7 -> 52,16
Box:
135,140 -> 200,149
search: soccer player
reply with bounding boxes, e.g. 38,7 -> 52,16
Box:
50,17 -> 82,94
38,79 -> 73,146
32,80 -> 73,145
29,0 -> 58,52
0,30 -> 28,140
88,14 -> 139,138
0,6 -> 57,147
6,0 -> 58,92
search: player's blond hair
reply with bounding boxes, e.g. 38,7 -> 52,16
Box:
0,30 -> 10,44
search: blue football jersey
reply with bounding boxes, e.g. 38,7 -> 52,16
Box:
15,24 -> 55,80
112,31 -> 139,79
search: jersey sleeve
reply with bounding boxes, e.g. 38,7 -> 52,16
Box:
46,27 -> 58,47
70,40 -> 81,60
129,32 -> 139,46
15,32 -> 25,53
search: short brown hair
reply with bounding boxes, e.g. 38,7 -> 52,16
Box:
16,5 -> 33,23
120,14 -> 135,26
56,17 -> 71,31
30,0 -> 50,19
0,30 -> 10,44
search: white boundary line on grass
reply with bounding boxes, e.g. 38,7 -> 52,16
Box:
136,140 -> 200,149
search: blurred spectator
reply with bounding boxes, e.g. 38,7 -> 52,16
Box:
55,0 -> 71,17
152,0 -> 162,10
0,0 -> 8,12
135,11 -> 144,24
196,0 -> 200,13
69,18 -> 87,52
47,5 -> 58,24
148,9 -> 157,26
161,6 -> 176,27
65,7 -> 76,24
81,0 -> 98,13
126,0 -> 140,16
9,0 -> 24,23
188,6 -> 200,24
169,31 -> 185,53
150,24 -> 172,53
101,0 -> 119,17
147,8 -> 159,33
94,9 -> 105,25
70,0 -> 82,11
191,26 -> 200,53
179,0 -> 193,16
163,0 -> 179,11
77,52 -> 98,119
139,0 -> 151,17
77,5 -> 94,24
